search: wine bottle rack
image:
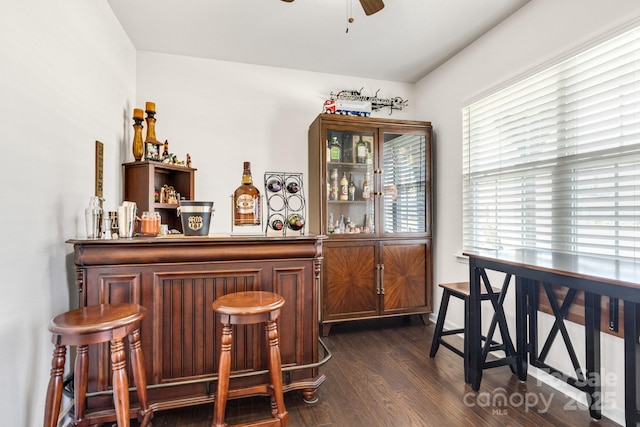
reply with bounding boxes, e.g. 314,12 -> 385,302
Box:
264,171 -> 306,236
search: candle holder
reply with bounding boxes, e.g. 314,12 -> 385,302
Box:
132,108 -> 144,161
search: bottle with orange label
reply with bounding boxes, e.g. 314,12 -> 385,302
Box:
233,161 -> 261,226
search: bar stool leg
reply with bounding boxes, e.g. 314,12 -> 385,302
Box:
128,328 -> 152,425
110,337 -> 130,427
73,344 -> 89,423
213,322 -> 233,427
430,289 -> 452,357
43,343 -> 66,427
265,319 -> 288,424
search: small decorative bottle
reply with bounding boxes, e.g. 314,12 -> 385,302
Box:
362,172 -> 371,200
330,169 -> 339,201
233,161 -> 261,226
132,108 -> 144,161
339,172 -> 349,201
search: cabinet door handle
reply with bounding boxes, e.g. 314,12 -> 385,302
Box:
380,264 -> 385,295
375,264 -> 381,295
376,169 -> 383,197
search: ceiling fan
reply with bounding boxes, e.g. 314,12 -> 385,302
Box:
281,0 -> 385,16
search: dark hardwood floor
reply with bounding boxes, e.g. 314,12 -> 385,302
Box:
136,317 -> 620,427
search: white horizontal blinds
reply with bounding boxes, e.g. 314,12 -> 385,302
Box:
463,25 -> 640,260
382,133 -> 427,233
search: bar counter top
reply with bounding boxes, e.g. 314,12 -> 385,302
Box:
68,233 -> 326,266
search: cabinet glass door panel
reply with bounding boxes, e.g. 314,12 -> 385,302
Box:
325,128 -> 375,235
381,132 -> 427,234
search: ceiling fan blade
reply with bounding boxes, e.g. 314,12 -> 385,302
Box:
359,0 -> 384,16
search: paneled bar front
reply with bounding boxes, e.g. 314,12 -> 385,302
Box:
465,249 -> 640,426
68,234 -> 326,425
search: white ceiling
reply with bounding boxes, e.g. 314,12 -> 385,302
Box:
107,0 -> 530,83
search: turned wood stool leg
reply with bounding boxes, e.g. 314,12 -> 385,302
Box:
213,322 -> 233,427
110,337 -> 131,427
43,343 -> 66,427
73,344 -> 90,423
128,328 -> 152,425
265,319 -> 288,425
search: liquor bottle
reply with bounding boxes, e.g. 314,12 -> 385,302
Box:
362,172 -> 371,200
286,181 -> 299,194
348,173 -> 356,201
356,136 -> 367,164
342,135 -> 353,163
267,179 -> 282,192
329,136 -> 341,162
287,214 -> 304,231
328,212 -> 335,233
271,218 -> 284,230
233,161 -> 261,226
330,168 -> 339,200
339,172 -> 349,201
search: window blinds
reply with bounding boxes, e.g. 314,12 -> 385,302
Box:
462,26 -> 640,260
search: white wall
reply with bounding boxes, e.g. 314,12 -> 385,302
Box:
0,1 -> 136,425
414,0 -> 640,424
135,51 -> 416,231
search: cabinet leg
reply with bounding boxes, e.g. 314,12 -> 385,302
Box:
321,323 -> 332,337
302,388 -> 319,404
418,314 -> 430,326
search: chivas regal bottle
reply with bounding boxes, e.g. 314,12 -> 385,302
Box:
233,162 -> 261,226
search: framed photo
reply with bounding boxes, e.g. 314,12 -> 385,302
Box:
145,141 -> 162,161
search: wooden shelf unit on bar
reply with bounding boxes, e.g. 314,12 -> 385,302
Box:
308,114 -> 434,336
123,161 -> 195,232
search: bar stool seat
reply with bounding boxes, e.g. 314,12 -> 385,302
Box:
429,281 -> 518,383
43,303 -> 152,427
212,291 -> 289,427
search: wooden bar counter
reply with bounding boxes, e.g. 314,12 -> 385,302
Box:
67,234 -> 326,423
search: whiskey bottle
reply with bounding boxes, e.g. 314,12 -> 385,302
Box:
233,161 -> 261,226
348,173 -> 356,201
339,172 -> 349,201
356,136 -> 367,164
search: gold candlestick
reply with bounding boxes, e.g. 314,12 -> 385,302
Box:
132,108 -> 144,161
145,101 -> 159,144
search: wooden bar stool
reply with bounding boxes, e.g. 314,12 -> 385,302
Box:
429,281 -> 518,383
212,291 -> 288,427
43,303 -> 152,427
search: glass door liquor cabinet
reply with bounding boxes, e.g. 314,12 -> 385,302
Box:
308,114 -> 433,335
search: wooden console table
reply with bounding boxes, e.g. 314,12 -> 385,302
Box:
465,249 -> 640,426
67,234 -> 327,424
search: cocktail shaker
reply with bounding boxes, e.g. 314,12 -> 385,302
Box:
85,196 -> 103,239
